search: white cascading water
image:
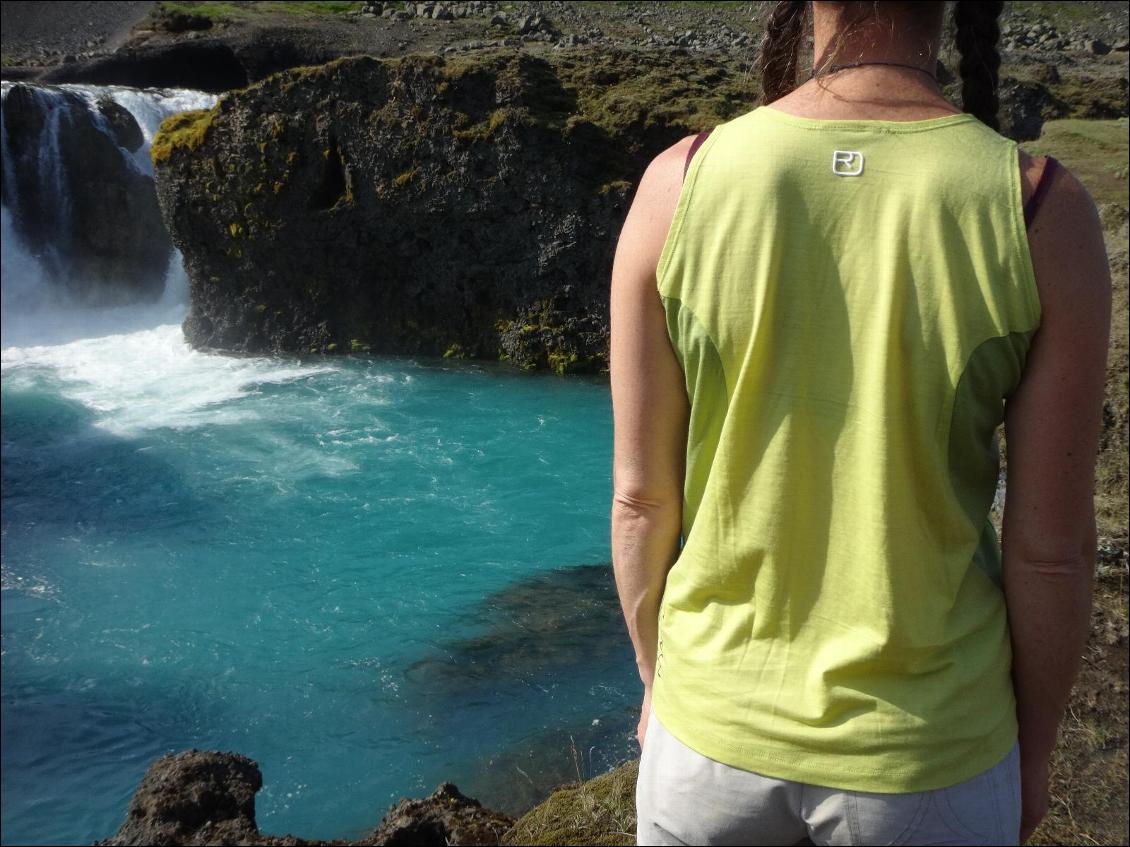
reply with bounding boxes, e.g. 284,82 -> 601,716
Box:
0,82 -> 337,435
0,82 -> 214,347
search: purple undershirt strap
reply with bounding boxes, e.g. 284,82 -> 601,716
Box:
1024,156 -> 1060,229
683,130 -> 713,180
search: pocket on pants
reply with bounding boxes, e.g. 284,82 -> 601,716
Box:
844,742 -> 1020,846
932,741 -> 1021,845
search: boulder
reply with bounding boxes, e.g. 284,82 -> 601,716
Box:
97,750 -> 514,846
96,95 -> 145,152
368,783 -> 515,845
152,52 -> 661,369
96,750 -> 262,846
997,77 -> 1068,141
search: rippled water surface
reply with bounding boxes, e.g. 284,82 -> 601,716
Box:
1,323 -> 634,845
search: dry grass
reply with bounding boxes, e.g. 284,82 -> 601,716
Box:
502,759 -> 639,847
1031,584 -> 1129,846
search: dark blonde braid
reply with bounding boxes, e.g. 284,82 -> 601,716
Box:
953,0 -> 1004,131
758,0 -> 808,104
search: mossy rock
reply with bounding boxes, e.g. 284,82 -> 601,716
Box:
502,760 -> 638,846
151,108 -> 216,166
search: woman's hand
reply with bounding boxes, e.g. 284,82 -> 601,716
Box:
1019,756 -> 1050,844
637,687 -> 653,750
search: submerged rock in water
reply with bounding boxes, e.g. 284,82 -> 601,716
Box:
98,750 -> 515,846
2,83 -> 171,304
404,563 -> 627,689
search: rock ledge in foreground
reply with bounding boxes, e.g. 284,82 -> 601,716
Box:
96,749 -> 514,846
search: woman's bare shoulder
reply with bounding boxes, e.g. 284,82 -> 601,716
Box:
622,135 -> 702,277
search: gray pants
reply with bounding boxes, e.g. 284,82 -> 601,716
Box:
636,712 -> 1021,846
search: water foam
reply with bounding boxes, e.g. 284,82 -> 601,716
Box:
1,324 -> 339,436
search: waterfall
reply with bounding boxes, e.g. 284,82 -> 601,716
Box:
0,82 -> 215,347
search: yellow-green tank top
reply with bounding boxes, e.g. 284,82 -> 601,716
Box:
652,105 -> 1041,793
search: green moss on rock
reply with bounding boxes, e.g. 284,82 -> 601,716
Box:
151,108 -> 216,166
393,166 -> 419,188
453,108 -> 510,141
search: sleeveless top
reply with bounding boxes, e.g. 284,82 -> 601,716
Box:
651,105 -> 1043,793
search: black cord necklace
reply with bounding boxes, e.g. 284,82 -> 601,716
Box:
810,60 -> 938,83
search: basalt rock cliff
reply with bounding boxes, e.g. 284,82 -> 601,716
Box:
151,48 -> 757,372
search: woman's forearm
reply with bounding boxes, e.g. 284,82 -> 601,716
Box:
611,491 -> 683,688
1003,537 -> 1096,770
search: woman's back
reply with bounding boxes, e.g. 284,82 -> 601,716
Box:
610,3 -> 1112,843
653,105 -> 1036,792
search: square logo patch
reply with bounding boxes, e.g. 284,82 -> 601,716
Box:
832,150 -> 864,176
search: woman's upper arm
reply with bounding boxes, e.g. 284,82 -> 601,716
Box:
1003,161 -> 1113,564
609,137 -> 697,505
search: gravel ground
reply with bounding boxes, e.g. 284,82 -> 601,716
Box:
1,1 -> 154,60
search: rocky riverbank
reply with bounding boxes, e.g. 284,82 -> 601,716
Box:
94,750 -> 517,846
147,43 -> 1127,370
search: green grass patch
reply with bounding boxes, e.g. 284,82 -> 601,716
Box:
260,1 -> 364,16
1024,118 -> 1129,209
157,1 -> 252,21
156,0 -> 363,22
1011,1 -> 1095,24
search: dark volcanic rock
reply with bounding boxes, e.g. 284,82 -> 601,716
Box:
97,95 -> 145,151
152,48 -> 763,370
41,40 -> 249,93
369,782 -> 515,846
998,76 -> 1068,140
153,52 -> 653,371
2,83 -> 171,303
97,750 -> 263,846
97,749 -> 514,846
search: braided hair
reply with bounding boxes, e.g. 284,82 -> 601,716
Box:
757,0 -> 808,104
757,1 -> 1005,131
953,1 -> 1004,130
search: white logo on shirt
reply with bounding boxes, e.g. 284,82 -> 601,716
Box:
832,150 -> 864,176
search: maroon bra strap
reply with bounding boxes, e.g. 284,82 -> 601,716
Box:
1024,156 -> 1060,229
683,130 -> 713,180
